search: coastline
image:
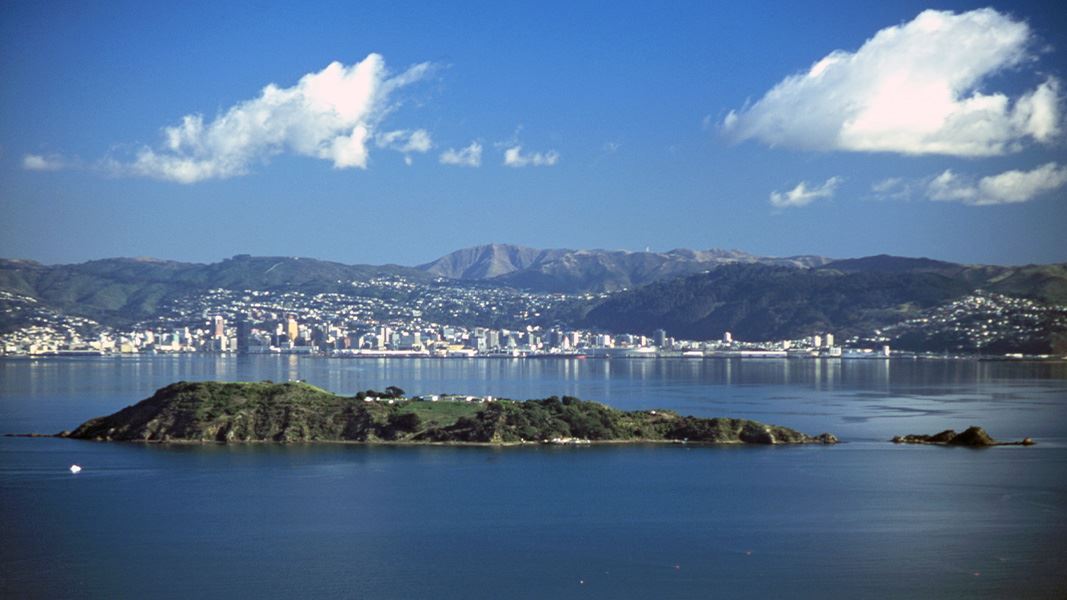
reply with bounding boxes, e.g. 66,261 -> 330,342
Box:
12,435 -> 770,448
2,353 -> 1064,362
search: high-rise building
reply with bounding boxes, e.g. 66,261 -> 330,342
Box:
470,334 -> 487,352
594,334 -> 614,347
212,315 -> 225,338
396,332 -> 422,350
286,315 -> 299,342
653,329 -> 667,348
723,331 -> 733,344
824,333 -> 835,347
236,316 -> 251,353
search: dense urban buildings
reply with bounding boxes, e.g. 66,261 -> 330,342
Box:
2,282 -> 1060,359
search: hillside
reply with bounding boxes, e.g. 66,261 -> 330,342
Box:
4,249 -> 1066,353
0,255 -> 431,327
581,262 -> 1067,348
60,381 -> 838,445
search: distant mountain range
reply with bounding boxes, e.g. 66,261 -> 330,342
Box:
2,245 -> 1066,353
419,243 -> 831,292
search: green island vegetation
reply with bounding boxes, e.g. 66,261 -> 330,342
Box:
59,381 -> 838,445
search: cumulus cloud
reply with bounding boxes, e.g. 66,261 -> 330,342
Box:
769,176 -> 843,208
21,154 -> 68,171
439,142 -> 482,167
503,145 -> 559,167
927,162 -> 1067,205
723,9 -> 1062,157
111,54 -> 431,183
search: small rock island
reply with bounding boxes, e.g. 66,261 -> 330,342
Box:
59,381 -> 838,446
892,427 -> 1034,447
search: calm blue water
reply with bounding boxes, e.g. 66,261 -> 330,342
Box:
2,356 -> 1066,598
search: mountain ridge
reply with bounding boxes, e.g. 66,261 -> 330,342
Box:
3,247 -> 1066,353
0,254 -> 433,327
420,243 -> 833,292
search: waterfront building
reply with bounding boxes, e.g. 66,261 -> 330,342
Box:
236,316 -> 251,353
286,315 -> 299,342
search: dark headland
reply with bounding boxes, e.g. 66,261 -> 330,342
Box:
53,381 -> 838,446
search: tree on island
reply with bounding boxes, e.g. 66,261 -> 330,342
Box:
353,386 -> 406,400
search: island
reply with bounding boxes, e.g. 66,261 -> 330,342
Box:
57,381 -> 839,446
892,427 -> 1034,446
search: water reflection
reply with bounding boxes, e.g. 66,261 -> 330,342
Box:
3,356 -> 1066,442
7,355 -> 1067,394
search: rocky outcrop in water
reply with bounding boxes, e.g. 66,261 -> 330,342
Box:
892,426 -> 1034,446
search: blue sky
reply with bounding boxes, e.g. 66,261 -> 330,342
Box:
2,0 -> 1065,266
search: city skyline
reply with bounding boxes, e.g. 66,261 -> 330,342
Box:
3,1 -> 1066,267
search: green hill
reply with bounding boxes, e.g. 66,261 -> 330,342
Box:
60,381 -> 837,445
0,255 -> 431,327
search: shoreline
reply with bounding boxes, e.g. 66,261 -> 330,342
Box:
4,433 -> 815,448
1,354 -> 1064,362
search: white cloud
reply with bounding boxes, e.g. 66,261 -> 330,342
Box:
769,176 -> 843,208
723,9 -> 1062,157
927,162 -> 1067,205
376,129 -> 432,154
439,142 -> 482,167
114,54 -> 431,183
503,145 -> 559,167
871,177 -> 903,194
870,177 -> 916,201
22,154 -> 68,171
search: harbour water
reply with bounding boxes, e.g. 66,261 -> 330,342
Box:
2,356 -> 1065,598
